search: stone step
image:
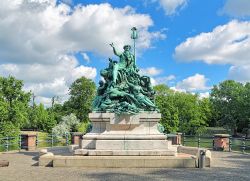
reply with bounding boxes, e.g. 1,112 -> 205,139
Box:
52,155 -> 196,168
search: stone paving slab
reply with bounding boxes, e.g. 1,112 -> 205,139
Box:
0,151 -> 250,181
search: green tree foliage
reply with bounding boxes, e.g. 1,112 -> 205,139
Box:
154,85 -> 208,135
175,92 -> 207,135
244,83 -> 250,127
198,98 -> 213,127
50,103 -> 65,124
0,76 -> 30,137
76,121 -> 92,134
27,104 -> 56,133
210,80 -> 249,134
64,77 -> 96,122
0,122 -> 20,139
154,85 -> 179,133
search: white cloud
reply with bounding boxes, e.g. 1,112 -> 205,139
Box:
0,55 -> 96,84
0,1 -> 163,65
174,20 -> 250,83
140,67 -> 163,76
151,75 -> 176,86
81,53 -> 90,63
176,74 -> 210,92
158,0 -> 187,16
175,20 -> 250,66
170,86 -> 186,93
140,67 -> 175,86
25,78 -> 69,98
199,92 -> 210,99
35,96 -> 53,107
0,0 -> 163,106
220,0 -> 250,18
59,3 -> 164,56
0,55 -> 97,105
228,65 -> 250,83
150,77 -> 157,86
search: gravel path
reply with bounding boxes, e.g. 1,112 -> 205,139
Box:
0,150 -> 250,181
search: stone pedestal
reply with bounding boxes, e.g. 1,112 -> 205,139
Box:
21,133 -> 37,151
173,133 -> 182,145
75,112 -> 177,156
71,132 -> 83,145
213,134 -> 230,151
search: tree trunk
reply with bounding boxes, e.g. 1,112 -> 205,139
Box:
233,127 -> 238,136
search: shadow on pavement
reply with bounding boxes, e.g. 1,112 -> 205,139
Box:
17,151 -> 39,161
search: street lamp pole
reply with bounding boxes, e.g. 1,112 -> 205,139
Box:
131,27 -> 138,65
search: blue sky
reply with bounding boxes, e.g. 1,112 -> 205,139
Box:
1,0 -> 250,105
73,0 -> 249,92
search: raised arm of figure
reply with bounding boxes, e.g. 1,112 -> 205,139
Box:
110,43 -> 121,56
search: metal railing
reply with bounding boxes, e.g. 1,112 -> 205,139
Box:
182,133 -> 250,153
0,132 -> 73,152
1,132 -> 249,153
36,132 -> 72,148
0,136 -> 20,152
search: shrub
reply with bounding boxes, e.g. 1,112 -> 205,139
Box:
52,114 -> 80,137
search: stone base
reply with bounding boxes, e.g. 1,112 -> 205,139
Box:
76,112 -> 177,156
52,155 -> 196,168
39,145 -> 211,168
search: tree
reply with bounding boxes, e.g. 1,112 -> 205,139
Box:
50,103 -> 65,124
0,76 -> 31,137
154,85 -> 179,133
64,77 -> 96,122
198,98 -> 214,127
174,92 -> 207,135
244,83 -> 250,128
25,102 -> 57,132
210,80 -> 246,135
35,104 -> 56,132
154,84 -> 209,135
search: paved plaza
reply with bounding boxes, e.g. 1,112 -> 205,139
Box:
0,150 -> 250,181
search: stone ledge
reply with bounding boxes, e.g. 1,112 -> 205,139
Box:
89,112 -> 161,122
83,134 -> 167,140
68,145 -> 79,153
74,149 -> 176,156
39,152 -> 54,167
177,146 -> 211,167
52,155 -> 196,168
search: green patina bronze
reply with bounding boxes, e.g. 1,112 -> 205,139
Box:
92,27 -> 158,114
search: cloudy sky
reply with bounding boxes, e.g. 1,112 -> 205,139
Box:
1,0 -> 250,106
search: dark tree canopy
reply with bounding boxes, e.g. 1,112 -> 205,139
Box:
210,80 -> 250,134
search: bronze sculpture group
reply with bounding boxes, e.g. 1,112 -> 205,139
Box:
92,28 -> 158,114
